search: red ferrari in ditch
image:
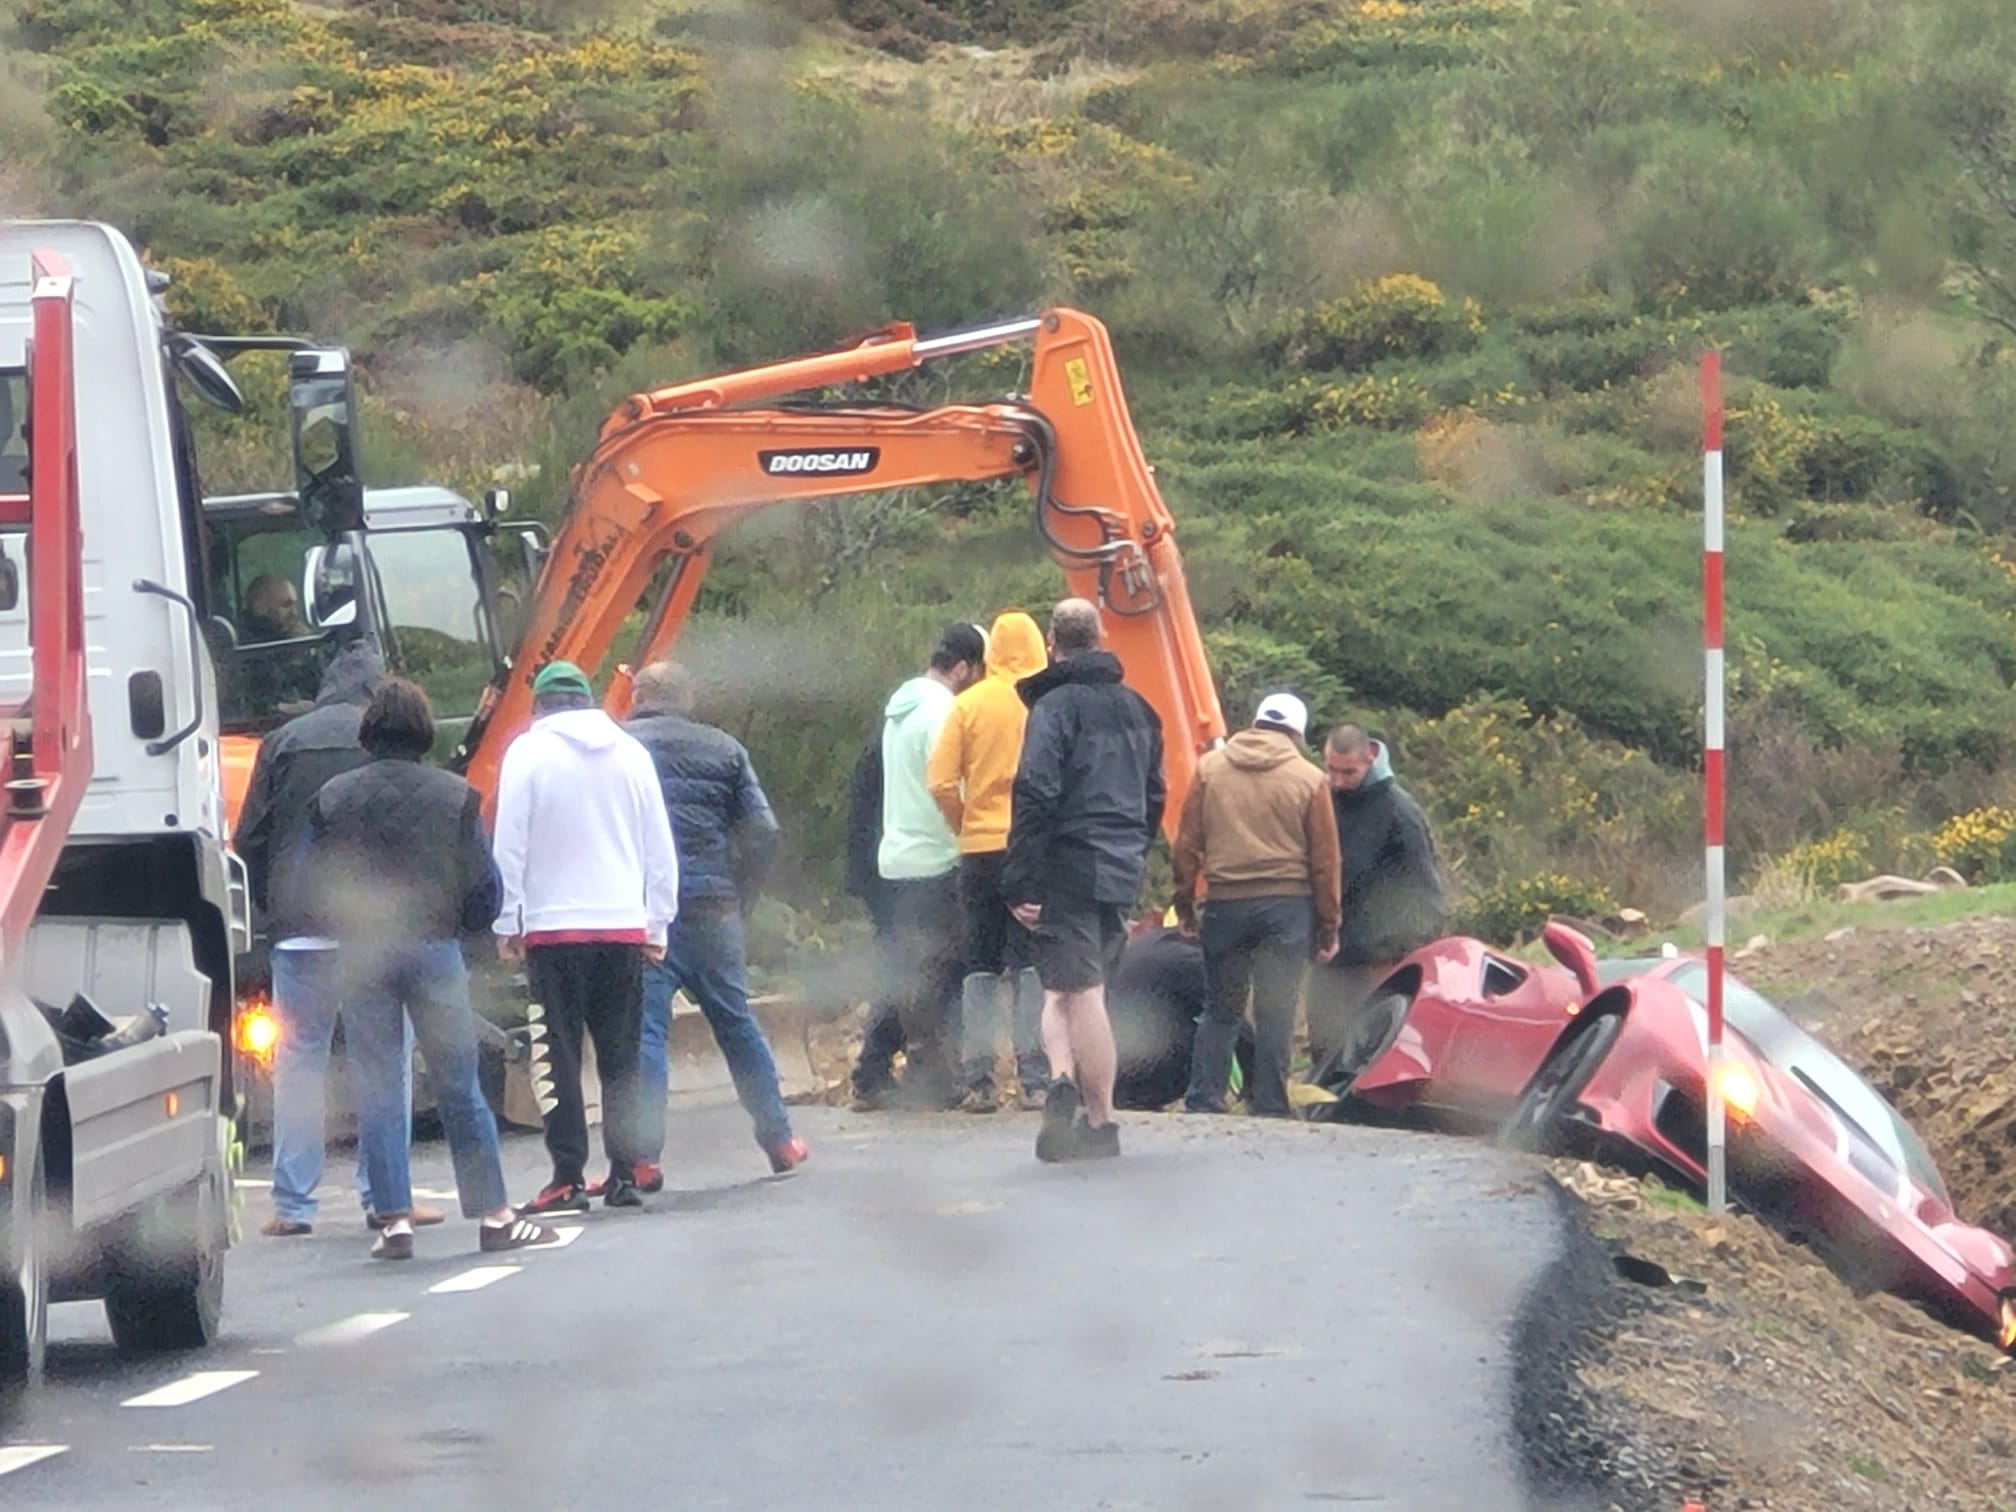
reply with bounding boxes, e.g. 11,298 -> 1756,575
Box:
1307,922 -> 2016,1352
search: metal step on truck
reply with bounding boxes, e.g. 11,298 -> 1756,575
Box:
0,222 -> 248,1392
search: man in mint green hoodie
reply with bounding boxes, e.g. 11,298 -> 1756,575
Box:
871,623 -> 986,1108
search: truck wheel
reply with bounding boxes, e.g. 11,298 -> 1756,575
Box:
104,1158 -> 226,1355
0,1143 -> 48,1390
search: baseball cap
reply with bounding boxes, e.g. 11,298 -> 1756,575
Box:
531,660 -> 593,700
1253,693 -> 1309,741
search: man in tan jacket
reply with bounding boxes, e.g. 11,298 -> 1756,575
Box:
1173,693 -> 1341,1117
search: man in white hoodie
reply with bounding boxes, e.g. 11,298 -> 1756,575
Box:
493,661 -> 679,1214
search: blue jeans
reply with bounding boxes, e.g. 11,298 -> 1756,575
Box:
640,907 -> 793,1158
342,940 -> 508,1219
269,946 -> 412,1224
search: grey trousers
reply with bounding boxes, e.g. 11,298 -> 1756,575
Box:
1185,894 -> 1314,1118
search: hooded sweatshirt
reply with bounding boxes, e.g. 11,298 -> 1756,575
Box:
491,707 -> 680,946
1172,727 -> 1342,941
878,674 -> 959,881
926,611 -> 1048,854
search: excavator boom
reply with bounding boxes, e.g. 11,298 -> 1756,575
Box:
457,309 -> 1226,833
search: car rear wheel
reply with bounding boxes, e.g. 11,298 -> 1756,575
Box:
1304,993 -> 1410,1122
1503,1010 -> 1624,1154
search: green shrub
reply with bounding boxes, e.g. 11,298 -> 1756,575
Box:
1458,873 -> 1618,946
1272,274 -> 1480,372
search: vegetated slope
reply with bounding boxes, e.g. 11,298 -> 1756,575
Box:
14,0 -> 2016,944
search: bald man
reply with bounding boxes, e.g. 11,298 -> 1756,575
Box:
1003,599 -> 1165,1163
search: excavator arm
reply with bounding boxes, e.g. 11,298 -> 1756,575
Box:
456,309 -> 1226,834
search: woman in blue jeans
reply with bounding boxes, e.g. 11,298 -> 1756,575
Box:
300,679 -> 561,1260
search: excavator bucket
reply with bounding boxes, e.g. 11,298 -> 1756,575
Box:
498,992 -> 821,1132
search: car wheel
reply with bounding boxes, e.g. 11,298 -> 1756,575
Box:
0,1141 -> 48,1391
1305,992 -> 1410,1121
1503,1010 -> 1625,1154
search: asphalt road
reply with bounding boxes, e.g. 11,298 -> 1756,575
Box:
0,1105 -> 1580,1511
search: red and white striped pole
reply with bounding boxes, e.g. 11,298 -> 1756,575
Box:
1701,350 -> 1728,1216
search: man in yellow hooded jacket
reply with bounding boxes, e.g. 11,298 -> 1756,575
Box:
927,610 -> 1052,1112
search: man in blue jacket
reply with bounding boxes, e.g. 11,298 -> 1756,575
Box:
626,661 -> 809,1179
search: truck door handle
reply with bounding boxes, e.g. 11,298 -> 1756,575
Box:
132,578 -> 205,756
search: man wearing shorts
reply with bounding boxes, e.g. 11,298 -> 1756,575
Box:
1004,600 -> 1166,1162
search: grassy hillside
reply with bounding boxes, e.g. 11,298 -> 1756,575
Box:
13,0 -> 2016,945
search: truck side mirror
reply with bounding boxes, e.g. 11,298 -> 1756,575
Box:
483,487 -> 510,520
0,538 -> 18,613
288,348 -> 365,534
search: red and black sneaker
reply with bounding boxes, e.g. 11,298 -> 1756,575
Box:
517,1181 -> 590,1216
585,1161 -> 664,1198
766,1138 -> 811,1176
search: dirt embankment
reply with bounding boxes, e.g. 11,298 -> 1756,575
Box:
1534,915 -> 2016,1512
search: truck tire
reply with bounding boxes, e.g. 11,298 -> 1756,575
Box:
104,1158 -> 226,1355
0,1143 -> 48,1390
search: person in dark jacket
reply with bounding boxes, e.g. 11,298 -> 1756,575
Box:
304,679 -> 562,1260
844,735 -> 909,1108
1308,722 -> 1447,1068
626,662 -> 808,1179
235,641 -> 429,1238
1005,599 -> 1166,1163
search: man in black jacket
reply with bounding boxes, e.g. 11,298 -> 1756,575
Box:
626,662 -> 807,1178
1309,722 -> 1447,1069
235,641 -> 431,1238
1005,599 -> 1165,1163
303,679 -> 561,1260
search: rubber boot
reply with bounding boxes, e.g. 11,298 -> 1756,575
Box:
957,973 -> 1003,1112
1011,968 -> 1049,1106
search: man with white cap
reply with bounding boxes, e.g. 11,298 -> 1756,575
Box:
1172,692 -> 1341,1117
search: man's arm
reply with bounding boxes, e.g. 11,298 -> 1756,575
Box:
1307,782 -> 1342,955
1391,796 -> 1448,938
490,742 -> 532,939
632,744 -> 681,948
924,706 -> 967,837
1171,777 -> 1208,934
1003,702 -> 1067,904
455,787 -> 504,937
1141,702 -> 1167,845
730,745 -> 781,900
235,745 -> 279,910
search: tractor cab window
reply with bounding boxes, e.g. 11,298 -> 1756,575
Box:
206,505 -> 339,733
365,527 -> 494,744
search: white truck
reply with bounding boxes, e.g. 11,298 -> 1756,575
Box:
0,222 -> 249,1388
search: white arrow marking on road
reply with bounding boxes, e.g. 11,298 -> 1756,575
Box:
298,1311 -> 410,1346
428,1265 -> 519,1294
0,1446 -> 67,1477
122,1371 -> 260,1408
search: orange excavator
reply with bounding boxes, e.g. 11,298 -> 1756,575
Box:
453,307 -> 1227,825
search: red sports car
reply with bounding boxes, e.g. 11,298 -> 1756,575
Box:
1307,922 -> 2016,1352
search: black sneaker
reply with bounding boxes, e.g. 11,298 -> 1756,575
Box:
1070,1117 -> 1121,1161
1036,1079 -> 1083,1163
603,1177 -> 644,1209
518,1181 -> 590,1216
481,1217 -> 564,1253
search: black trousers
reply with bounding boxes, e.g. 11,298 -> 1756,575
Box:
525,941 -> 647,1187
883,873 -> 965,1095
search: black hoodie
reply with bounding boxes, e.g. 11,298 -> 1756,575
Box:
1003,651 -> 1166,907
1330,759 -> 1445,965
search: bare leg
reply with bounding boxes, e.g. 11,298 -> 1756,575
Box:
1041,989 -> 1076,1085
1064,986 -> 1118,1127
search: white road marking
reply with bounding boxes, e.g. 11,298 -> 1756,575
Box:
428,1265 -> 519,1294
130,1445 -> 214,1453
413,1188 -> 457,1200
538,1224 -> 583,1249
122,1370 -> 260,1408
0,1446 -> 67,1477
298,1311 -> 410,1347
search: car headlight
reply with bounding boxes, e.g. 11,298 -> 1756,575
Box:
1715,1061 -> 1761,1122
